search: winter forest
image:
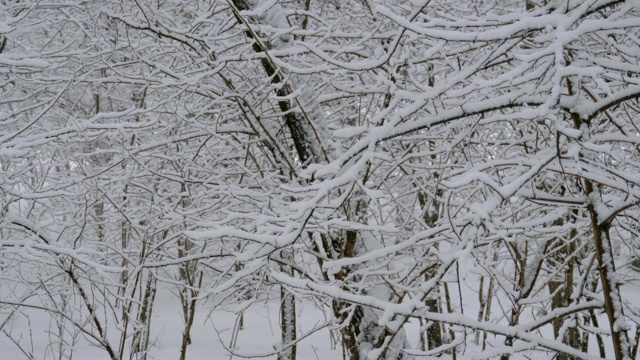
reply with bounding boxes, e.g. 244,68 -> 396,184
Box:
2,0 -> 640,359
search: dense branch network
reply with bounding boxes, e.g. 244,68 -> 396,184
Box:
0,0 -> 639,359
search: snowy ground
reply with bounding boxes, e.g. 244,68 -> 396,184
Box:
2,278 -> 638,359
146,294 -> 341,360
0,287 -> 342,360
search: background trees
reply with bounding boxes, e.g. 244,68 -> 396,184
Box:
1,0 -> 640,359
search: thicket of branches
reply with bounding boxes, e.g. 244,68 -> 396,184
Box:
1,0 -> 640,359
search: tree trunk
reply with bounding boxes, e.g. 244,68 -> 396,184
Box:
278,249 -> 297,360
